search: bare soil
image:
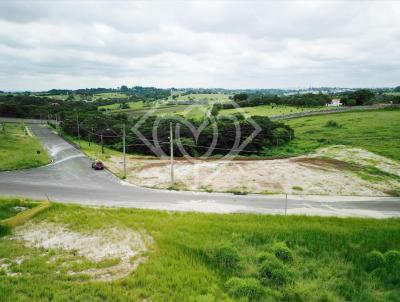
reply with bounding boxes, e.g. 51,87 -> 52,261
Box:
105,146 -> 400,196
11,222 -> 153,281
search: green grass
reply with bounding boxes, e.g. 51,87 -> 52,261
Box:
262,109 -> 400,160
0,123 -> 50,171
0,199 -> 399,301
98,100 -> 145,111
170,93 -> 232,104
219,105 -> 330,117
93,92 -> 129,101
0,198 -> 35,220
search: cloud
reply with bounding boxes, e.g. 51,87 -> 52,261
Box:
0,0 -> 399,90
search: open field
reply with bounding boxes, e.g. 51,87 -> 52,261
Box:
93,92 -> 129,101
1,197 -> 399,301
105,145 -> 400,196
169,93 -> 231,103
264,109 -> 400,160
98,100 -> 145,111
0,123 -> 50,171
219,105 -> 330,117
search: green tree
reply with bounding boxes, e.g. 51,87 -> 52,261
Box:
348,89 -> 374,106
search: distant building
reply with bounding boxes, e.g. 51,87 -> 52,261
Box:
327,98 -> 342,106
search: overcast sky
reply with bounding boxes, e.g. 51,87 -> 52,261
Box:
0,1 -> 399,91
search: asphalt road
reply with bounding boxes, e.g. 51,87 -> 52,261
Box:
0,124 -> 399,218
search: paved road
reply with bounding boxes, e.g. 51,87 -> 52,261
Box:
0,124 -> 399,218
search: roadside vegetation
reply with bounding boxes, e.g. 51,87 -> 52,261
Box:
0,123 -> 50,171
0,198 -> 399,301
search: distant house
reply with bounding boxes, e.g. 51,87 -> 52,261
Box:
327,98 -> 342,106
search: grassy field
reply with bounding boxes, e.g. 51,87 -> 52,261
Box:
98,101 -> 145,111
263,109 -> 400,160
0,123 -> 50,171
170,93 -> 231,104
219,105 -> 331,117
93,92 -> 129,101
0,198 -> 399,301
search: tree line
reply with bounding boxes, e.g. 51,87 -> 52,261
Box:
0,94 -> 293,157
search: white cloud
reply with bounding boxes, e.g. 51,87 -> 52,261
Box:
0,0 -> 399,90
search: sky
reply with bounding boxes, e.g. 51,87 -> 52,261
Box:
0,0 -> 399,91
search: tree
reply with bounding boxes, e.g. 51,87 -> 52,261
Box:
348,89 -> 374,106
233,93 -> 249,102
120,103 -> 129,109
120,85 -> 129,92
394,86 -> 400,92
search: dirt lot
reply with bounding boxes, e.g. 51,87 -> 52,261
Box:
10,222 -> 153,281
105,146 -> 400,196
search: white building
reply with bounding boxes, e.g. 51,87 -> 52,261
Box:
327,98 -> 342,106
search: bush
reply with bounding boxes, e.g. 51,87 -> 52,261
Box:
384,250 -> 400,284
272,242 -> 294,262
365,251 -> 385,271
225,277 -> 265,301
0,224 -> 11,237
257,252 -> 277,263
259,257 -> 293,286
207,245 -> 240,271
325,120 -> 340,128
384,250 -> 400,265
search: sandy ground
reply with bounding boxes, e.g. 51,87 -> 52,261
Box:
9,222 -> 153,281
105,146 -> 400,196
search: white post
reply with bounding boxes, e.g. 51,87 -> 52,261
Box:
170,122 -> 174,186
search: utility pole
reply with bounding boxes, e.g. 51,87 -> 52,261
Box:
122,124 -> 126,178
76,112 -> 81,147
101,133 -> 104,154
170,122 -> 174,186
88,127 -> 92,146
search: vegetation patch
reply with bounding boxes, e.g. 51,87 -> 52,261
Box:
263,109 -> 400,160
0,123 -> 50,171
1,199 -> 400,301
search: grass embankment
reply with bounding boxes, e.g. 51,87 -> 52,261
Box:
0,199 -> 399,301
263,109 -> 400,160
0,123 -> 50,171
0,198 -> 51,238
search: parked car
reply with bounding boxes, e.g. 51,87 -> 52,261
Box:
91,160 -> 104,170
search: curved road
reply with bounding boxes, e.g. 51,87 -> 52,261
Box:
0,124 -> 399,218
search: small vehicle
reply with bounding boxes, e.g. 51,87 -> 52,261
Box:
91,160 -> 104,170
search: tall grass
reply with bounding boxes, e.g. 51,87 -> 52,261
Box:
0,200 -> 399,301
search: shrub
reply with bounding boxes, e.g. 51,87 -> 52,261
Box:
259,257 -> 293,286
385,250 -> 400,264
272,242 -> 294,262
292,186 -> 303,191
384,250 -> 400,284
365,251 -> 385,271
0,224 -> 11,237
257,252 -> 277,263
325,120 -> 340,128
207,245 -> 240,271
225,277 -> 265,301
